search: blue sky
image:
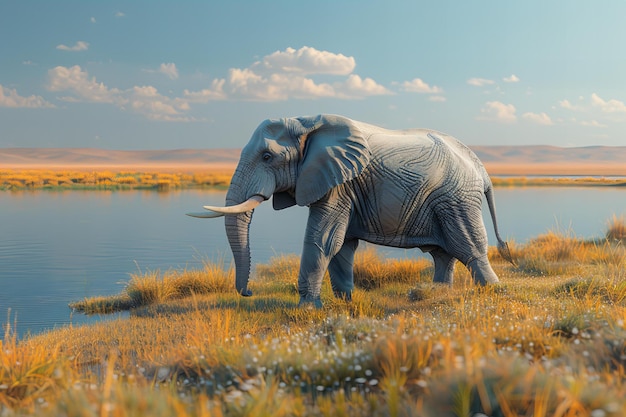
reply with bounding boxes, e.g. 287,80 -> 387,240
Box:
1,1 -> 626,149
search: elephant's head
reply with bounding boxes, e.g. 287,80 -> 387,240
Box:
188,114 -> 371,296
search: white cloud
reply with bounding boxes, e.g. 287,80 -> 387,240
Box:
115,11 -> 125,18
579,119 -> 607,128
56,41 -> 89,52
522,112 -> 553,125
128,86 -> 191,121
338,74 -> 391,98
223,47 -> 391,101
227,68 -> 336,101
278,73 -> 335,99
90,17 -> 96,23
228,68 -> 278,100
183,79 -> 226,102
429,96 -> 447,102
503,74 -> 520,83
258,46 -> 355,75
590,93 -> 626,113
559,99 -> 582,111
0,85 -> 55,108
468,78 -> 495,87
159,63 -> 179,80
47,65 -> 192,121
47,65 -> 121,103
401,78 -> 442,94
478,101 -> 517,123
40,46 -> 445,119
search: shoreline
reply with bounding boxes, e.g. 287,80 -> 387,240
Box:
2,161 -> 626,176
2,164 -> 626,191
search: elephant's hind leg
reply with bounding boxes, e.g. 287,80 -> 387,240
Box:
328,240 -> 359,301
430,247 -> 456,284
436,195 -> 499,286
467,256 -> 500,285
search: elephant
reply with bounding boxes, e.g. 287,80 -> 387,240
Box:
188,114 -> 514,307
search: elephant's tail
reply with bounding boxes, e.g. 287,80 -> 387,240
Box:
484,183 -> 515,265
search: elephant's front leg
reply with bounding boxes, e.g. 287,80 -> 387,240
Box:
297,202 -> 350,308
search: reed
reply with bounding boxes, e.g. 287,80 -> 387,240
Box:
1,318 -> 74,410
606,214 -> 626,241
70,261 -> 233,314
491,176 -> 626,187
0,169 -> 233,191
3,170 -> 626,191
3,218 -> 626,416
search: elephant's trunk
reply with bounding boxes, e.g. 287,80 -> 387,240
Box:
224,187 -> 254,296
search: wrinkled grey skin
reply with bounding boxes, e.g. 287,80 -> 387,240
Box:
190,114 -> 513,307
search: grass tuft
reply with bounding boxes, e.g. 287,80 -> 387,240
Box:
70,261 -> 233,314
606,214 -> 626,241
512,226 -> 625,276
354,247 -> 431,290
1,317 -> 74,409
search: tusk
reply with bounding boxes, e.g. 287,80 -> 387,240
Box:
186,211 -> 224,218
202,195 -> 264,214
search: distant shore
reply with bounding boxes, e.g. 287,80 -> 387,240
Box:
0,162 -> 239,173
2,146 -> 626,176
484,162 -> 626,176
3,161 -> 626,177
2,166 -> 625,191
3,162 -> 626,176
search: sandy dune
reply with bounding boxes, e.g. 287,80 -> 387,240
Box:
0,148 -> 241,172
1,146 -> 625,176
472,145 -> 626,175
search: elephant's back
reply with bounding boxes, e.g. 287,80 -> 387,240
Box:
358,130 -> 485,228
366,129 -> 458,180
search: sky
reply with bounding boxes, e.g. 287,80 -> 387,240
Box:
1,1 -> 626,150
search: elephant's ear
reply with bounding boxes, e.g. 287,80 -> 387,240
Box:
291,115 -> 371,206
272,191 -> 297,210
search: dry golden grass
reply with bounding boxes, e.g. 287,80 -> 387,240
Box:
0,324 -> 72,409
491,176 -> 626,187
607,214 -> 626,241
0,169 -> 232,191
505,226 -> 626,277
354,247 -> 432,290
2,219 -> 626,416
3,169 -> 626,192
70,262 -> 233,314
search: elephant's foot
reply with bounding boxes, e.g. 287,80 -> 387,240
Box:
467,257 -> 500,285
298,295 -> 323,309
332,290 -> 352,302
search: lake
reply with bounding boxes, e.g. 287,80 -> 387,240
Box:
1,186 -> 625,338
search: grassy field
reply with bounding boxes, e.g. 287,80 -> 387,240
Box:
0,169 -> 233,191
2,168 -> 626,191
491,177 -> 626,188
1,218 -> 625,416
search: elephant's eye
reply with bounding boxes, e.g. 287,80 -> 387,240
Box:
262,152 -> 273,162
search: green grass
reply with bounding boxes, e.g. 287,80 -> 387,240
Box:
2,219 -> 626,416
